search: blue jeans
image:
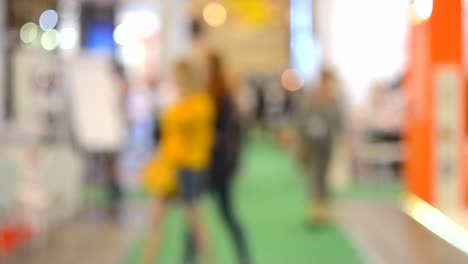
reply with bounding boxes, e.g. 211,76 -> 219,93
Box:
178,169 -> 204,204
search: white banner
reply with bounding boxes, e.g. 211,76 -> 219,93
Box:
70,54 -> 125,152
434,65 -> 461,212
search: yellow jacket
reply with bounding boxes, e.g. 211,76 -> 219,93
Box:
160,92 -> 215,170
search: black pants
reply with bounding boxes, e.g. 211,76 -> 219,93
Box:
184,179 -> 250,264
86,152 -> 122,203
303,142 -> 332,203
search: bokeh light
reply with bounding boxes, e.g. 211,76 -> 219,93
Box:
118,42 -> 146,67
412,0 -> 433,22
20,22 -> 39,44
203,2 -> 227,27
113,24 -> 130,46
59,27 -> 78,50
39,10 -> 59,31
41,29 -> 60,51
114,11 -> 160,46
281,68 -> 304,91
124,11 -> 159,39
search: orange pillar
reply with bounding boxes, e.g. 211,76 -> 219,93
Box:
405,0 -> 465,210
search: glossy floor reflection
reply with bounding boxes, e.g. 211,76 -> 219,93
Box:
338,201 -> 468,264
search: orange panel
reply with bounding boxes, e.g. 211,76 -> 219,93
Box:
405,0 -> 464,206
405,22 -> 434,203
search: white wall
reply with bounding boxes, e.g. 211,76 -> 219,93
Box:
317,0 -> 409,105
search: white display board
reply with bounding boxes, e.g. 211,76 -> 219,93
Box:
13,50 -> 58,136
434,65 -> 461,212
70,55 -> 125,152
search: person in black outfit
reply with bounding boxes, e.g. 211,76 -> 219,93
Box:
184,53 -> 250,264
255,85 -> 266,130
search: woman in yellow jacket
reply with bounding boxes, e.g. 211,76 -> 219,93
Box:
142,62 -> 215,264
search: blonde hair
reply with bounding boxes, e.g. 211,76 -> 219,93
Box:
173,61 -> 202,93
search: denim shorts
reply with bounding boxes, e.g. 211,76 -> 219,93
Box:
178,169 -> 205,204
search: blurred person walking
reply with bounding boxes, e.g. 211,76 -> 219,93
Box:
255,86 -> 266,132
142,61 -> 215,264
183,53 -> 251,264
70,57 -> 126,213
296,69 -> 343,225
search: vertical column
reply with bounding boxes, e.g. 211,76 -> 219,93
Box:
159,0 -> 190,76
405,0 -> 465,211
290,0 -> 320,82
0,0 -> 5,121
313,0 -> 333,67
58,0 -> 81,58
158,0 -> 170,76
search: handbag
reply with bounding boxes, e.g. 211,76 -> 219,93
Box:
142,153 -> 178,198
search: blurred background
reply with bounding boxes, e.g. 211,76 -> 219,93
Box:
1,0 -> 468,263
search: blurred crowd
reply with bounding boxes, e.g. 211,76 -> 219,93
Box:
0,2 -> 409,263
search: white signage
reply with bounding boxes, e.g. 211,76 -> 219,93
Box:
70,55 -> 125,152
434,65 -> 460,212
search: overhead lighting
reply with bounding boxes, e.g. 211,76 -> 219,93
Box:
203,2 -> 227,27
281,68 -> 304,91
411,0 -> 433,23
59,27 -> 78,50
41,29 -> 60,51
118,42 -> 145,66
20,22 -> 39,44
39,10 -> 59,31
114,11 -> 160,45
113,23 -> 130,46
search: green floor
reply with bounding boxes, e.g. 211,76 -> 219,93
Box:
124,138 -> 364,264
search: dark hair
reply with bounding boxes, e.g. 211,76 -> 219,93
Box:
113,64 -> 125,77
207,53 -> 228,111
191,18 -> 203,40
